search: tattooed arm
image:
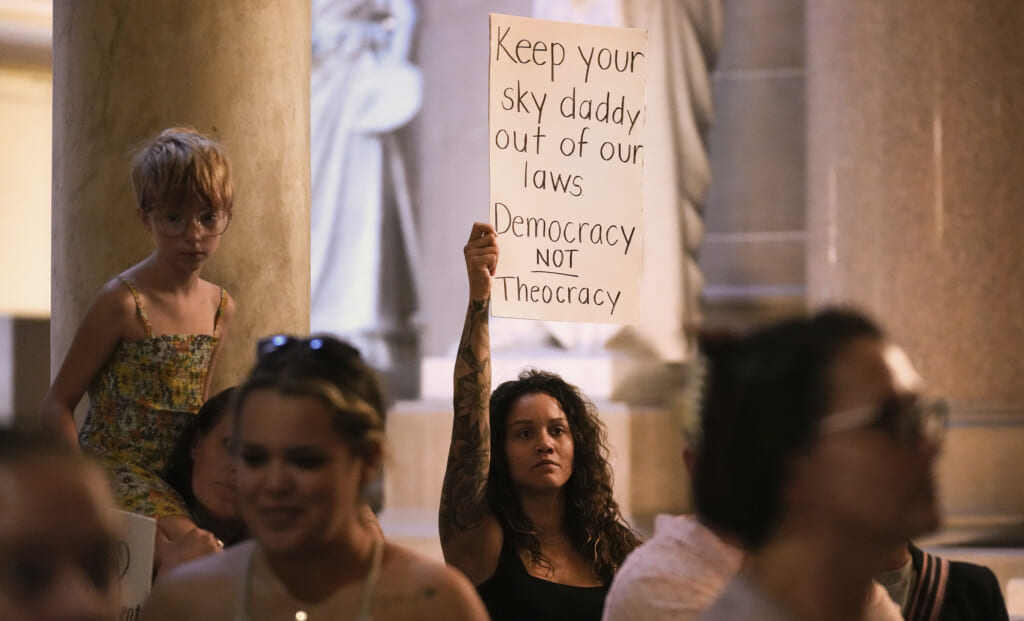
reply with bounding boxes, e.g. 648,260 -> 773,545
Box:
439,222 -> 503,584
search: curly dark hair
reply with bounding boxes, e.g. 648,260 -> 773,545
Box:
487,369 -> 640,584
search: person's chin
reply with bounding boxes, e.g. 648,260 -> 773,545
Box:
518,474 -> 569,492
256,527 -> 311,555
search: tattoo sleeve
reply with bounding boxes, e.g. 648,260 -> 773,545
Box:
439,297 -> 492,543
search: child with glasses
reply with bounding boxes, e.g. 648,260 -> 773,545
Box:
40,126 -> 236,574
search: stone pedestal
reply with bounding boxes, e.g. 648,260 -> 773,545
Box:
806,2 -> 1024,527
51,1 -> 312,396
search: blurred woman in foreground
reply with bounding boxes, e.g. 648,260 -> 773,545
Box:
144,335 -> 488,620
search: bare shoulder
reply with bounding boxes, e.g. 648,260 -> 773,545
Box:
85,277 -> 139,338
376,543 -> 489,621
95,276 -> 138,316
143,542 -> 251,620
201,278 -> 235,315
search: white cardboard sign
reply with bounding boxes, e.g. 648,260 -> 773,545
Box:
488,13 -> 648,324
113,509 -> 156,620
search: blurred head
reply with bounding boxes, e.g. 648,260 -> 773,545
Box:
233,336 -> 386,557
488,369 -> 637,582
0,429 -> 120,621
694,309 -> 943,551
166,388 -> 240,531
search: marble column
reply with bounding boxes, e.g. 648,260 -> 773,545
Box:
807,2 -> 1024,526
52,1 -> 311,399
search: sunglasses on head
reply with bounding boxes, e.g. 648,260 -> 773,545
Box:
819,396 -> 948,445
255,334 -> 360,360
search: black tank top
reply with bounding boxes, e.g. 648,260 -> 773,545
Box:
477,537 -> 609,621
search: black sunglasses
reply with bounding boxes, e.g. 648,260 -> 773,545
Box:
255,334 -> 360,360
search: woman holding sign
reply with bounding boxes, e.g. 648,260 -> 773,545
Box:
440,222 -> 640,621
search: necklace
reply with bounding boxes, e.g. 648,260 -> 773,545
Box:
235,538 -> 384,621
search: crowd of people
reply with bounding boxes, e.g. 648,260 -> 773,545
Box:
0,127 -> 1010,620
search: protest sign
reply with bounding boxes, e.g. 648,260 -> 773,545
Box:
113,509 -> 156,621
489,13 -> 647,323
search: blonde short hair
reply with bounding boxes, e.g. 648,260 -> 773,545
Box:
131,127 -> 234,214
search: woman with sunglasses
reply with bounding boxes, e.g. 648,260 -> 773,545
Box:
694,309 -> 948,621
440,223 -> 640,621
144,335 -> 488,621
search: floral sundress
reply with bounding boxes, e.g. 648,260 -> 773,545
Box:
78,277 -> 227,517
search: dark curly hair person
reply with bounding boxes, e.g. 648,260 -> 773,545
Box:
164,387 -> 247,547
440,222 -> 641,621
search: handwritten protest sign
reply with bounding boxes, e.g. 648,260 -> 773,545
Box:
113,509 -> 156,621
489,13 -> 647,324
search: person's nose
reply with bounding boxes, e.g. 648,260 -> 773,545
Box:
263,460 -> 292,494
183,215 -> 204,241
536,432 -> 555,454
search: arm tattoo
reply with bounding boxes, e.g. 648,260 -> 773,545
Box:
440,298 -> 492,543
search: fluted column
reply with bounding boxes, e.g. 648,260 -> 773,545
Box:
52,0 -> 311,398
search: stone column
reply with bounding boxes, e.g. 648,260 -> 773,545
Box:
52,1 -> 311,399
806,2 -> 1024,527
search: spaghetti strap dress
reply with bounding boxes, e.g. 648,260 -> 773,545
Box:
78,277 -> 227,517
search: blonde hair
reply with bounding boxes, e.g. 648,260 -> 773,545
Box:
131,127 -> 234,214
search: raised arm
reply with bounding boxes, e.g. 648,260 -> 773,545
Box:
39,280 -> 133,445
439,222 -> 502,582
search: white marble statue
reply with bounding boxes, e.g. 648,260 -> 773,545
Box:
310,0 -> 422,365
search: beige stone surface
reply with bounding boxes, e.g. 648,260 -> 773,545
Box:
806,1 -> 1024,408
716,0 -> 803,72
51,1 -> 311,398
706,74 -> 805,234
934,421 -> 1024,523
700,0 -> 807,318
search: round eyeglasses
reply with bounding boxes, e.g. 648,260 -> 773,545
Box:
150,209 -> 231,237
